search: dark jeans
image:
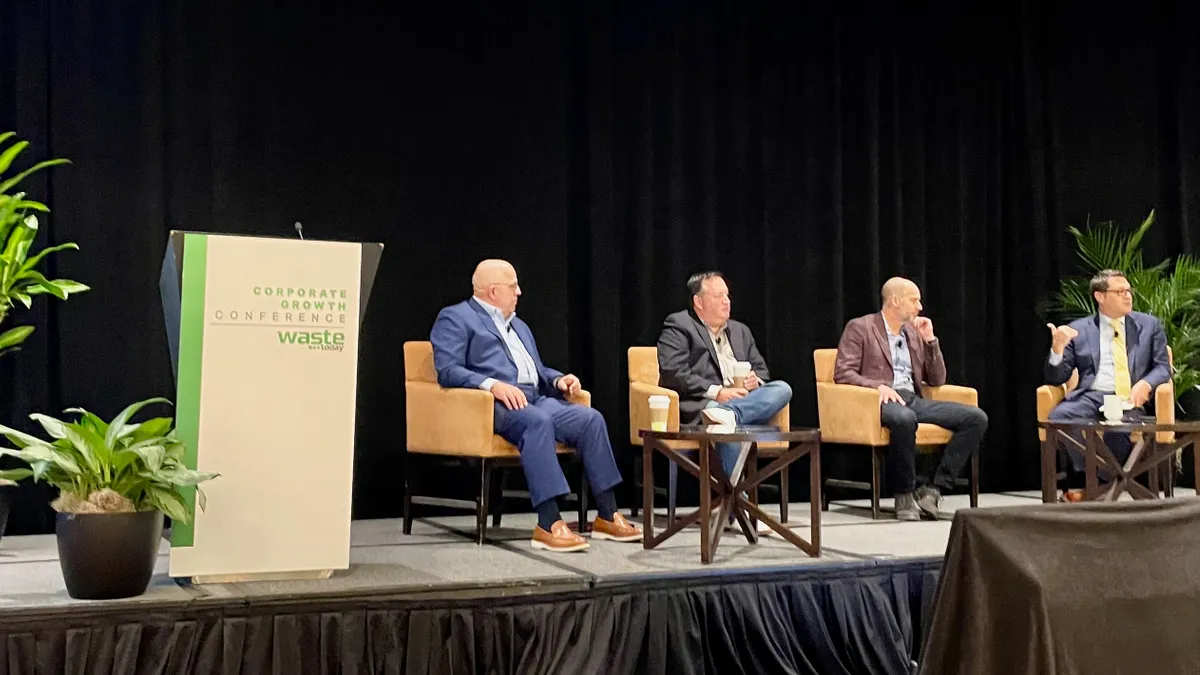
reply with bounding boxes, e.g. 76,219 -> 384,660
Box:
880,389 -> 988,495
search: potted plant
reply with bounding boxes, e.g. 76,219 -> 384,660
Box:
1045,209 -> 1200,410
0,397 -> 218,599
0,131 -> 89,543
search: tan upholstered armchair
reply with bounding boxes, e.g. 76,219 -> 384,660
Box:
403,341 -> 588,544
1037,347 -> 1175,443
627,346 -> 792,522
813,348 -> 980,519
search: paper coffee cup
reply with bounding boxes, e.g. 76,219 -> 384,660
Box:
732,361 -> 752,388
1101,395 -> 1123,421
648,395 -> 670,432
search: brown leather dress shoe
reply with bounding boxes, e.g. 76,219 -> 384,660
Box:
531,520 -> 589,553
591,512 -> 643,542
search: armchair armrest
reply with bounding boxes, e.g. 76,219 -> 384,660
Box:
768,403 -> 790,431
1155,381 -> 1174,443
1036,384 -> 1068,441
926,384 -> 978,407
630,381 -> 679,445
816,382 -> 887,446
1036,385 -> 1066,423
568,389 -> 591,408
405,382 -> 494,455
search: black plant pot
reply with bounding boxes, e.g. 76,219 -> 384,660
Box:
56,510 -> 163,600
0,486 -> 11,546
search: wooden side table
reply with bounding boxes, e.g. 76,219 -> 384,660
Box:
639,425 -> 821,563
1039,420 -> 1200,503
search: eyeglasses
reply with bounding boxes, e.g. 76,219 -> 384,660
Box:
492,281 -> 520,291
1104,288 -> 1135,297
702,292 -> 732,301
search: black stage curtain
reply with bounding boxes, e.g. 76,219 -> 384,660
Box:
0,560 -> 940,675
2,1 -> 1200,533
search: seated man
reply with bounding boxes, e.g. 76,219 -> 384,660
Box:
1045,268 -> 1170,497
834,277 -> 988,521
656,271 -> 793,481
430,259 -> 641,552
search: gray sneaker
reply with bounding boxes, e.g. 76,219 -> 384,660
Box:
894,492 -> 921,521
915,485 -> 942,520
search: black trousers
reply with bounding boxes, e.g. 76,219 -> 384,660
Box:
880,389 -> 988,495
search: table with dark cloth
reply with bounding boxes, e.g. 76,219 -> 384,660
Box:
919,499 -> 1200,675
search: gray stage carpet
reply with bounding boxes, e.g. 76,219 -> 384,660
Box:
0,491 -> 1067,613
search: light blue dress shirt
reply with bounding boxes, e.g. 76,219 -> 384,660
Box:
472,296 -> 539,391
885,322 -> 916,393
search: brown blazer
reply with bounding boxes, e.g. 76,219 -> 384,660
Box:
833,313 -> 946,395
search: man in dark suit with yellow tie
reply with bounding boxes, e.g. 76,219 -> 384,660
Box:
1045,269 -> 1171,496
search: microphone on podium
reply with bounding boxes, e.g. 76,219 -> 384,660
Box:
294,221 -> 305,240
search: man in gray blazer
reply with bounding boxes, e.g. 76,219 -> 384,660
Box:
656,271 -> 793,480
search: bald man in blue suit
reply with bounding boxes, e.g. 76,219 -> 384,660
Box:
430,259 -> 641,552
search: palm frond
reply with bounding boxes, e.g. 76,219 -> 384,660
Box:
1050,209 -> 1200,403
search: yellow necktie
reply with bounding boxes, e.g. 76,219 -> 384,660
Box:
1111,319 -> 1131,398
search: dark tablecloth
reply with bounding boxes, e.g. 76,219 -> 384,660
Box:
919,498 -> 1200,675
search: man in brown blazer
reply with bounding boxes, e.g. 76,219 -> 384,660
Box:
834,277 -> 988,521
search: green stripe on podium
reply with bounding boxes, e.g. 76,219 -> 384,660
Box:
172,233 -> 208,549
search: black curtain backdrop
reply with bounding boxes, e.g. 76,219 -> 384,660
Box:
2,1 -> 1198,534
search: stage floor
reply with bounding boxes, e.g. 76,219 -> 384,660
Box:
1,488 -> 1183,615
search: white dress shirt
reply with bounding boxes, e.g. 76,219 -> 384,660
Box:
472,297 -> 539,391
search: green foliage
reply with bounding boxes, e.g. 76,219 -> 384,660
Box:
1046,210 -> 1200,402
0,131 -> 88,357
0,398 -> 218,523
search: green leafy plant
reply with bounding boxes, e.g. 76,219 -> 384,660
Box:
0,397 -> 217,523
1045,209 -> 1200,406
0,131 -> 89,357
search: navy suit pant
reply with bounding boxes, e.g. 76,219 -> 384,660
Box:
1049,390 -> 1137,472
493,385 -> 622,508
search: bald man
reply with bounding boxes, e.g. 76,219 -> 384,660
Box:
429,260 -> 640,552
833,277 -> 988,521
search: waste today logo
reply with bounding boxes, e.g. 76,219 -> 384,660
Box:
210,286 -> 351,352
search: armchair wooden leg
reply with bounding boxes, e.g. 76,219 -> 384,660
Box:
578,460 -> 590,528
871,447 -> 883,520
491,467 -> 505,527
630,450 -> 642,518
779,463 -> 789,523
970,453 -> 980,508
403,450 -> 415,535
477,459 -> 492,546
1164,456 -> 1175,497
667,461 -> 679,523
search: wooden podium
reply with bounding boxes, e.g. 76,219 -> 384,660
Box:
159,231 -> 382,583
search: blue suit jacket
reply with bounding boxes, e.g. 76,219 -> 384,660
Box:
1045,311 -> 1171,400
430,299 -> 565,398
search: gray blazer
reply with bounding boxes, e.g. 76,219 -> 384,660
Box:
656,310 -> 771,424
